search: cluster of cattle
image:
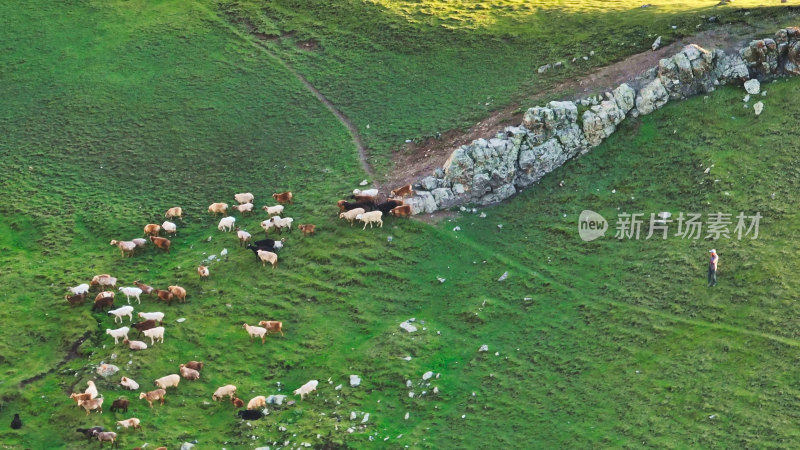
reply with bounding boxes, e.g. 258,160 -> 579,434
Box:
53,185 -> 413,446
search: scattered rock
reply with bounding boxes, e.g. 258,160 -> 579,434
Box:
96,364 -> 119,377
422,371 -> 433,381
408,392 -> 415,398
744,79 -> 761,95
537,64 -> 551,74
651,36 -> 661,51
335,384 -> 343,390
743,94 -> 750,102
350,411 -> 357,420
176,318 -> 186,323
362,413 -> 370,423
754,101 -> 764,116
180,443 -> 195,450
399,321 -> 418,333
497,271 -> 508,282
436,277 -> 446,284
404,412 -> 410,420
350,375 -> 361,387
359,180 -> 368,186
479,344 -> 489,352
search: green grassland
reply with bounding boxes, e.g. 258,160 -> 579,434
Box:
219,0 -> 796,173
2,0 -> 800,448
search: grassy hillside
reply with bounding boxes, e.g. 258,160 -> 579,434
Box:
219,0 -> 797,173
2,0 -> 800,448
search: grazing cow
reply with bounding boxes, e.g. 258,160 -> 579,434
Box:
208,202 -> 229,215
139,389 -> 166,408
390,184 -> 414,198
375,200 -> 404,215
272,191 -> 293,204
234,192 -> 254,204
65,292 -> 87,306
298,224 -> 316,236
339,208 -> 365,225
389,205 -> 412,217
76,426 -> 104,442
110,398 -> 129,413
197,265 -> 210,280
168,285 -> 186,303
357,210 -> 383,229
352,194 -> 378,204
258,320 -> 284,337
93,294 -> 115,312
237,409 -> 265,420
143,224 -> 161,237
337,200 -> 374,212
184,361 -> 204,371
256,250 -> 278,269
164,206 -> 183,220
231,397 -> 244,408
149,236 -> 171,253
132,319 -> 158,335
133,280 -> 154,295
154,289 -> 174,305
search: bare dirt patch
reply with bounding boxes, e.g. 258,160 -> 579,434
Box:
388,25 -> 762,189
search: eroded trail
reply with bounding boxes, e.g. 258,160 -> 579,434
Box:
255,45 -> 378,182
390,25 -> 765,188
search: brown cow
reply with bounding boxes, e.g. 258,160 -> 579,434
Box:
168,285 -> 186,303
93,293 -> 115,312
352,194 -> 377,204
231,397 -> 244,408
258,320 -> 285,337
109,398 -> 129,413
139,389 -> 166,408
154,289 -> 174,305
272,191 -> 293,204
149,236 -> 171,253
183,361 -> 204,371
298,224 -> 316,236
143,224 -> 161,237
390,184 -> 415,198
132,319 -> 158,334
65,292 -> 87,306
133,280 -> 154,295
389,205 -> 412,217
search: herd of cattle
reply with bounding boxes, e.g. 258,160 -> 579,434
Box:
57,184 -> 415,446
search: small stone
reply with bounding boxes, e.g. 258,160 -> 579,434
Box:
452,226 -> 461,232
744,79 -> 760,95
403,356 -> 412,361
335,384 -> 343,390
408,392 -> 415,398
400,321 -> 417,333
497,271 -> 508,282
433,387 -> 439,394
362,413 -> 370,423
754,101 -> 764,116
479,212 -> 486,218
479,344 -> 489,352
176,318 -> 186,323
743,94 -> 750,102
359,179 -> 369,186
350,375 -> 361,387
422,371 -> 433,381
350,412 -> 357,420
404,412 -> 410,420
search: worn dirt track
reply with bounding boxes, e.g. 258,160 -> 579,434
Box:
388,25 -> 764,189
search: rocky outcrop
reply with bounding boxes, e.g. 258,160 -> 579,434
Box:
406,27 -> 800,214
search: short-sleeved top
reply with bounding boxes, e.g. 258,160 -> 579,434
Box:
709,254 -> 718,269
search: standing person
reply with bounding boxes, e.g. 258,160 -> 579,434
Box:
708,249 -> 718,287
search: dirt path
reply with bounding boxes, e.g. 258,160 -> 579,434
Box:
389,25 -> 763,188
257,47 -> 378,182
